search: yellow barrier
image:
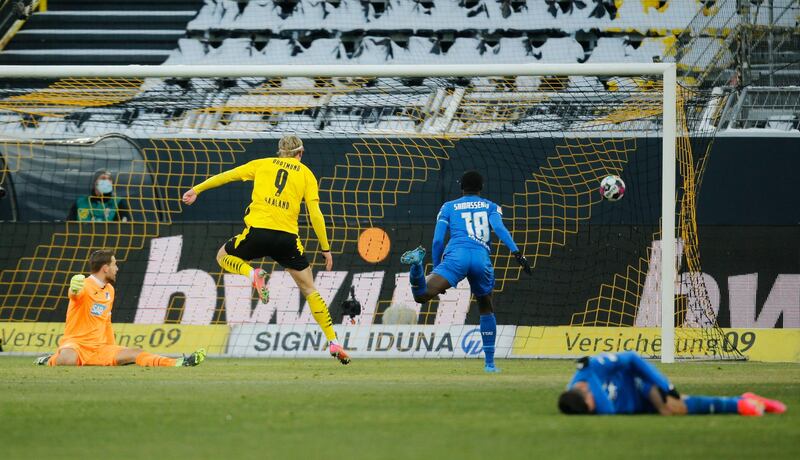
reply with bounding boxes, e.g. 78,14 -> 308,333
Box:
3,322 -> 796,362
0,322 -> 229,355
512,326 -> 800,363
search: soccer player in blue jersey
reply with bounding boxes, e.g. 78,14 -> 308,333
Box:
558,352 -> 787,416
400,171 -> 531,373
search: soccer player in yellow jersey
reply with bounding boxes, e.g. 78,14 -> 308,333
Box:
36,250 -> 206,367
181,135 -> 350,365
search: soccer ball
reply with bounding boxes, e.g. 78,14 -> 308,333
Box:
599,175 -> 626,201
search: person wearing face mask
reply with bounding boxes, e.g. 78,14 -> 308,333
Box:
67,170 -> 131,222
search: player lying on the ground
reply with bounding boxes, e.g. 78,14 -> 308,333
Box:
36,250 -> 206,367
400,171 -> 531,373
558,351 -> 786,416
182,135 -> 350,365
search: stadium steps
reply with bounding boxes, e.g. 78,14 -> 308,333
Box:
0,49 -> 174,65
22,11 -> 199,30
7,29 -> 186,50
47,0 -> 205,11
0,0 -> 203,65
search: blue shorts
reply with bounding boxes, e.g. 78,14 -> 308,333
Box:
432,248 -> 495,297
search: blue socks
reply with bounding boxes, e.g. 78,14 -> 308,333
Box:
480,313 -> 497,368
409,262 -> 427,298
684,396 -> 741,414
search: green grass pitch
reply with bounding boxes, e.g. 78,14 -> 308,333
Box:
1,358 -> 798,460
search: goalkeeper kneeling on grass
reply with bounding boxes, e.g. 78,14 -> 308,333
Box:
35,250 -> 206,368
558,352 -> 786,416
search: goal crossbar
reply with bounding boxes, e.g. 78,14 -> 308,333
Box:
0,63 -> 676,78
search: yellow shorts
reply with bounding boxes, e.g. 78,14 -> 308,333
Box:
54,342 -> 125,366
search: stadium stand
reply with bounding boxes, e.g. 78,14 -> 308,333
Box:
175,0 -> 700,65
0,0 -> 203,65
0,0 -> 740,67
2,0 -> 797,93
0,0 -> 796,136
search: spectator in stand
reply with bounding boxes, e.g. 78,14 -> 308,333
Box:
67,170 -> 131,222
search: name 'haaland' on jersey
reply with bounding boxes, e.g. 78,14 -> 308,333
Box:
265,196 -> 290,210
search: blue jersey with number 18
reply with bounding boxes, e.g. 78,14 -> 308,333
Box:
436,195 -> 503,253
431,194 -> 519,296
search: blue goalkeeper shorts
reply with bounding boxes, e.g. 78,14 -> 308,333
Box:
432,247 -> 495,297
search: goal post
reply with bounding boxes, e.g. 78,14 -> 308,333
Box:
661,64 -> 677,364
0,63 -> 731,362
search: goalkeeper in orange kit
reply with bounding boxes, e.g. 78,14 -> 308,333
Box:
35,250 -> 205,367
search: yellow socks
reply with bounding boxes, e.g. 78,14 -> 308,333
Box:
219,258 -> 336,344
307,291 -> 337,342
219,255 -> 253,278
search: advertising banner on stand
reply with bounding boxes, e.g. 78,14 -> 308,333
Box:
512,326 -> 800,363
227,324 -> 517,358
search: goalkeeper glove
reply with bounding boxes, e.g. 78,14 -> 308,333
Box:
69,274 -> 85,294
513,252 -> 532,275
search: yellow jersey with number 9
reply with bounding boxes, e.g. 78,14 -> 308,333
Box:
192,157 -> 330,250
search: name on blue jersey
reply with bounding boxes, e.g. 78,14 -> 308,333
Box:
453,201 -> 490,211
